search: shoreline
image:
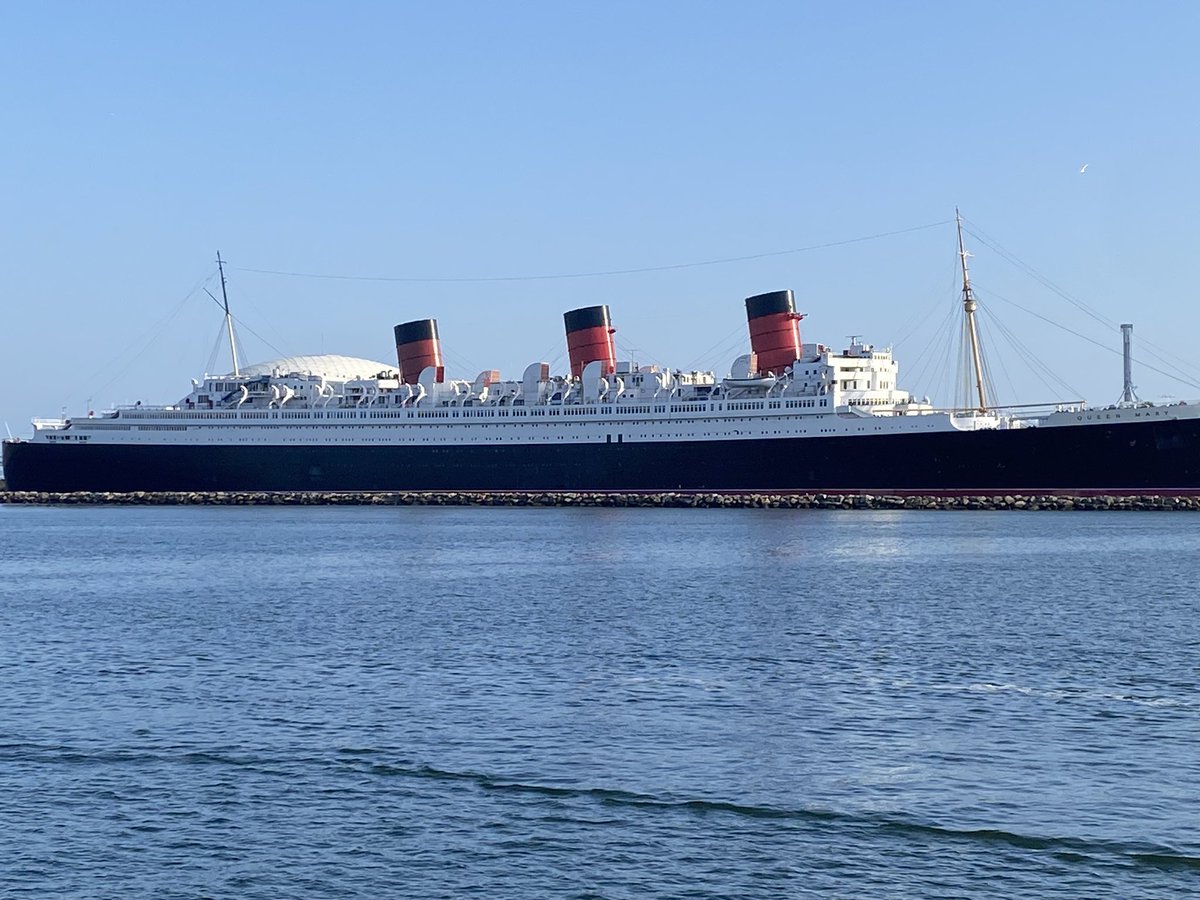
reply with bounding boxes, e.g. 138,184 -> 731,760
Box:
2,490 -> 1199,510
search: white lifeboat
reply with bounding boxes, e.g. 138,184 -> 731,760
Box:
723,374 -> 777,389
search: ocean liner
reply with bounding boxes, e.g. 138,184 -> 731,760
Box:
5,221 -> 1200,495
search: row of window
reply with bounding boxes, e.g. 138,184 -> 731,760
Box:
131,402 -> 841,422
123,417 -> 833,430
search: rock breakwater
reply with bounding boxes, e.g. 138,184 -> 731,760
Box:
2,491 -> 1199,510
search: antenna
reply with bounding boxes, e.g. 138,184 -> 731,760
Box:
956,209 -> 988,413
4,422 -> 12,440
217,251 -> 240,376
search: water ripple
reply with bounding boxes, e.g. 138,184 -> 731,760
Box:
2,506 -> 1199,896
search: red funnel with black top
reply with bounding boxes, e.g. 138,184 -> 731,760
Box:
394,319 -> 444,385
564,305 -> 616,377
745,290 -> 802,375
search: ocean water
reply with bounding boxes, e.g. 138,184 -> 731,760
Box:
1,505 -> 1198,898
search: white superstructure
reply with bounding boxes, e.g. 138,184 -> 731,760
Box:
31,332 -> 1063,451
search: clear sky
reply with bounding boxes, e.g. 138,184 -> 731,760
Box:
3,1 -> 1199,433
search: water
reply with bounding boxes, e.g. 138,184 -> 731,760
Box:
1,505 -> 1198,897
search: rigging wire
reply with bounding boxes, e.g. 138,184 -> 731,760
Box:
957,313 -> 976,409
1123,341 -> 1200,387
205,319 -> 231,378
613,337 -> 645,367
76,269 -> 220,411
201,304 -> 277,375
934,313 -> 958,409
205,281 -> 291,366
973,285 -> 1200,393
227,313 -> 282,363
535,340 -> 569,375
915,298 -> 959,408
614,324 -> 672,371
975,314 -> 1019,405
962,219 -> 1115,329
439,345 -> 486,379
885,246 -> 965,405
976,305 -> 1083,400
685,320 -> 752,374
962,219 -> 1200,382
228,221 -> 953,284
700,333 -> 754,376
991,306 -> 1083,398
904,299 -> 960,404
974,315 -> 1002,409
890,252 -> 962,354
203,288 -> 251,373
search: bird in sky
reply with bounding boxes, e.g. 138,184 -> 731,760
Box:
1079,164 -> 1088,174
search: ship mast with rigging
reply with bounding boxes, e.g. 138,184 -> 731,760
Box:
956,209 -> 988,413
217,251 -> 240,377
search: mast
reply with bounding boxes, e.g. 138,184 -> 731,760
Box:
1121,323 -> 1137,404
216,251 -> 240,377
956,209 -> 987,412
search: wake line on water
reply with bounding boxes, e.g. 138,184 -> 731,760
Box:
7,741 -> 1197,872
353,755 -> 1200,872
0,742 -> 315,779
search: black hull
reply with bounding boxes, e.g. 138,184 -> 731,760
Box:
6,416 -> 1200,495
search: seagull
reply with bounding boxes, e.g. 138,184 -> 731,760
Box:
1079,163 -> 1088,174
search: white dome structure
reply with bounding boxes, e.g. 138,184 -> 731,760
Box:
226,354 -> 397,381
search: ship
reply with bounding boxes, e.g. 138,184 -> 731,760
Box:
5,219 -> 1200,495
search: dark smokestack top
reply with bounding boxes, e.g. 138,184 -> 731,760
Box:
394,319 -> 439,345
744,290 -> 795,320
563,305 -> 611,334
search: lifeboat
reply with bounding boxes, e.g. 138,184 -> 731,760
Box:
723,374 -> 777,389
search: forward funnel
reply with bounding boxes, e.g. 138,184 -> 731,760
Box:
744,290 -> 802,375
564,305 -> 616,378
394,319 -> 444,385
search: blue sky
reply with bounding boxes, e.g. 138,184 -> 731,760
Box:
3,1 -> 1199,431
